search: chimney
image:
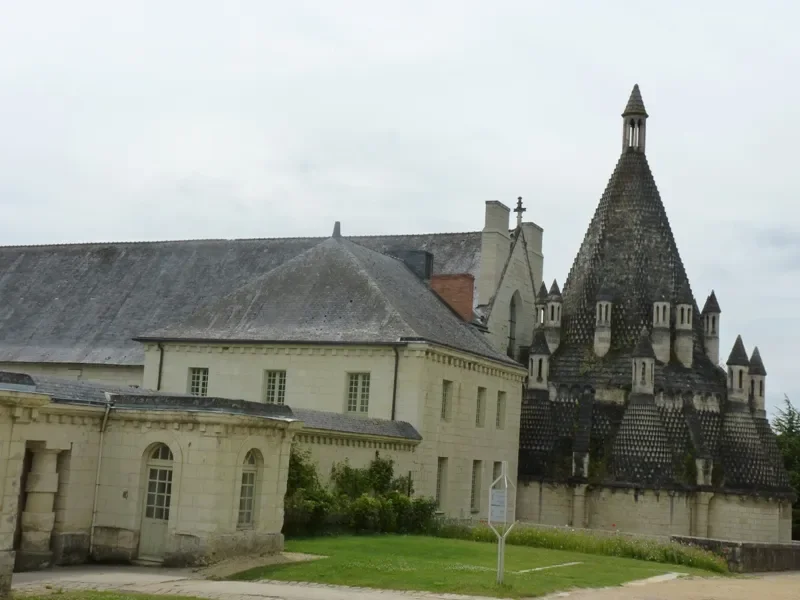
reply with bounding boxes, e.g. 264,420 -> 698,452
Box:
391,249 -> 434,282
430,274 -> 475,322
477,201 -> 510,305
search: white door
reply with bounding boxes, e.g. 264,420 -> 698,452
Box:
139,444 -> 173,560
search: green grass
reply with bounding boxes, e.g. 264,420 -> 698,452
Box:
230,535 -> 720,598
14,593 -> 207,600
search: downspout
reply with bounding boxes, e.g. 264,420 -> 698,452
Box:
156,342 -> 164,391
390,346 -> 400,421
89,392 -> 114,558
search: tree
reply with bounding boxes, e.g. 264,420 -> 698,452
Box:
772,395 -> 800,539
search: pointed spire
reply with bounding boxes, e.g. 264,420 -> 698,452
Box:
622,84 -> 648,117
749,347 -> 767,376
702,290 -> 721,314
632,326 -> 656,359
548,279 -> 562,300
596,282 -> 614,302
530,329 -> 551,356
332,221 -> 342,238
676,280 -> 693,305
726,335 -> 750,367
536,282 -> 548,304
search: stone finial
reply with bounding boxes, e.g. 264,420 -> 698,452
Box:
726,335 -> 750,367
514,196 -> 526,228
332,221 -> 342,238
632,326 -> 656,359
749,347 -> 766,376
702,290 -> 721,314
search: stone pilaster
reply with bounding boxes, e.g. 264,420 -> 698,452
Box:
692,491 -> 713,538
15,448 -> 60,572
571,484 -> 588,529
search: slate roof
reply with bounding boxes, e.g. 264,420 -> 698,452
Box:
548,280 -> 562,300
622,84 -> 648,117
536,282 -> 549,304
632,327 -> 656,359
0,231 -> 484,366
701,291 -> 721,314
749,347 -> 767,376
138,236 -> 517,366
0,371 -> 421,440
530,329 -> 551,356
726,335 -> 750,367
612,393 -> 674,485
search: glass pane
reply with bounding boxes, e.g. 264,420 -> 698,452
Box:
146,506 -> 154,518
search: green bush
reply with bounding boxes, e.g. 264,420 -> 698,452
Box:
431,522 -> 727,573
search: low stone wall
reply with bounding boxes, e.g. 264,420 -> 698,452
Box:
672,535 -> 800,573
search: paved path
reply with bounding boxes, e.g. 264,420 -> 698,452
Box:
11,564 -> 800,600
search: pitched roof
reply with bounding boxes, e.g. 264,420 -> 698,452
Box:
632,327 -> 656,359
749,347 -> 767,376
0,232 -> 483,366
726,335 -> 750,367
530,329 -> 551,356
702,291 -> 721,314
139,237 -> 517,366
622,84 -> 648,117
292,408 -> 421,441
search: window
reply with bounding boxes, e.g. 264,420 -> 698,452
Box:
238,450 -> 259,528
347,373 -> 370,414
759,380 -> 764,397
189,367 -> 209,397
496,391 -> 506,429
441,380 -> 453,421
435,457 -> 448,509
493,461 -> 502,481
537,358 -> 543,381
738,369 -> 743,390
711,315 -> 716,334
550,305 -> 554,321
145,444 -> 173,521
264,370 -> 287,404
680,307 -> 685,324
476,387 -> 486,427
470,460 -> 482,512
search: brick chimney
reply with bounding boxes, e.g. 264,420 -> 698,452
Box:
430,274 -> 475,322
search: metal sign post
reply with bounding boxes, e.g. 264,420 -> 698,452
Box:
486,460 -> 517,585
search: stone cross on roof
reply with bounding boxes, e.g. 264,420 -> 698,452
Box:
514,196 -> 526,227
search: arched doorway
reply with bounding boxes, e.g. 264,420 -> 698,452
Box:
139,443 -> 173,560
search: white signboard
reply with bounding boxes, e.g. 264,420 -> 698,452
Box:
490,488 -> 507,523
486,461 -> 517,585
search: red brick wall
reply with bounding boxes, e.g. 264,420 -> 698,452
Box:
430,274 -> 475,322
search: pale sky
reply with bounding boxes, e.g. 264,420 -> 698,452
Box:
1,1 -> 797,415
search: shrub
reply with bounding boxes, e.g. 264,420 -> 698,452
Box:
347,494 -> 382,532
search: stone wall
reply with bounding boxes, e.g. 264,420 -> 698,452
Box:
707,494 -> 788,543
516,481 -> 572,525
672,535 -> 800,572
587,488 -> 692,537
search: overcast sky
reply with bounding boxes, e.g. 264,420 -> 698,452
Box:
0,1 -> 797,415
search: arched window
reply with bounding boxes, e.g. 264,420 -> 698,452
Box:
662,305 -> 667,322
711,315 -> 716,334
750,379 -> 755,397
550,305 -> 554,321
759,380 -> 764,397
688,308 -> 692,322
604,304 -> 609,323
238,450 -> 261,528
738,370 -> 743,390
508,295 -> 517,354
537,358 -> 543,381
640,362 -> 646,384
597,304 -> 602,323
680,307 -> 685,324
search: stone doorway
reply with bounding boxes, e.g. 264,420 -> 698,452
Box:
138,444 -> 174,561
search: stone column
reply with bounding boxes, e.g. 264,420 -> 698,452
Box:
693,492 -> 713,538
571,484 -> 588,529
16,448 -> 60,571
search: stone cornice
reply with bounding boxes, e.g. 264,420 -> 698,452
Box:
296,429 -> 418,452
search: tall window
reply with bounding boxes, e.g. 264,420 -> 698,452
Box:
441,380 -> 453,421
264,370 -> 287,404
470,460 -> 482,512
436,457 -> 448,509
507,294 -> 518,358
347,373 -> 370,414
145,444 -> 173,521
475,387 -> 486,427
496,391 -> 506,429
238,450 -> 260,528
189,367 -> 209,397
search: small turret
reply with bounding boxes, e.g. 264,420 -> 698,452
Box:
594,284 -> 613,358
652,290 -> 671,363
528,329 -> 551,391
702,291 -> 721,365
631,326 -> 655,395
534,282 -> 548,328
544,279 -> 562,353
674,281 -> 694,367
748,347 -> 767,413
726,335 -> 750,403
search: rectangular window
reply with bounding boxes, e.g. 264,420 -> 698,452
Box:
496,391 -> 506,429
441,380 -> 453,421
237,471 -> 256,528
471,460 -> 482,512
188,367 -> 208,397
493,461 -> 502,482
264,370 -> 287,404
347,373 -> 370,414
436,457 -> 448,509
476,387 -> 486,427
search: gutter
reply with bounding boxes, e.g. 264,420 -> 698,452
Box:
156,342 -> 164,391
89,392 -> 114,558
390,347 -> 400,420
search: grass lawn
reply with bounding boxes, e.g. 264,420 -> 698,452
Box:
15,594 -> 206,600
230,535 -> 720,598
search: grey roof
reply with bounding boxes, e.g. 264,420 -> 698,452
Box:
675,281 -> 693,305
0,371 -> 420,439
596,283 -> 615,302
749,347 -> 767,376
139,236 -> 517,366
547,279 -> 562,300
632,327 -> 656,359
702,291 -> 721,314
622,84 -> 648,117
292,408 -> 421,441
726,335 -> 750,367
0,231 -> 483,366
536,282 -> 549,304
529,329 -> 551,356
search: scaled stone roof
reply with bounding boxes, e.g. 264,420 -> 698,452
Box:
536,282 -> 549,304
632,327 -> 656,359
139,236 -> 517,366
0,231 -> 483,366
749,347 -> 767,376
548,280 -> 562,300
530,329 -> 551,356
726,335 -> 750,367
622,84 -> 648,117
701,291 -> 721,314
